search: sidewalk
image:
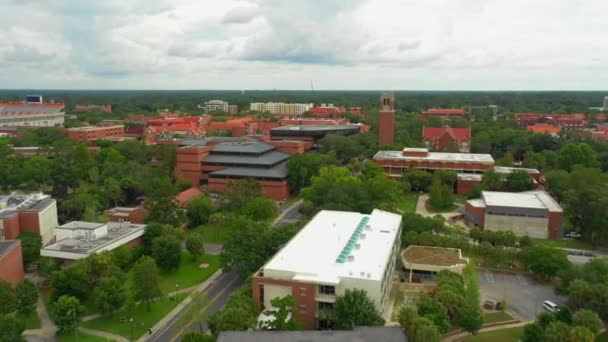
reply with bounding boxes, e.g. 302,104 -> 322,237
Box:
79,327 -> 129,342
23,290 -> 57,341
136,268 -> 223,342
443,320 -> 531,342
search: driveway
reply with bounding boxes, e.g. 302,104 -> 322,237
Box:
478,270 -> 567,321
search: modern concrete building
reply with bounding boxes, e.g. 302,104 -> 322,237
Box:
199,100 -> 237,114
400,245 -> 468,282
378,92 -> 395,146
0,192 -> 58,245
217,327 -> 407,342
175,137 -> 290,200
40,221 -> 146,262
464,190 -> 564,239
67,125 -> 125,143
250,102 -> 313,115
0,100 -> 65,127
252,209 -> 402,329
0,240 -> 24,286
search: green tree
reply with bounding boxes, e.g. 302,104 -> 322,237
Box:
131,256 -> 162,312
543,321 -> 570,342
207,286 -> 259,335
521,322 -> 544,342
15,279 -> 38,314
416,295 -> 451,333
481,169 -> 502,191
17,232 -> 42,267
144,177 -> 185,226
181,332 -> 216,342
286,153 -> 335,192
141,223 -> 169,255
104,177 -> 124,206
428,174 -> 454,211
152,235 -> 182,272
410,316 -> 441,342
504,170 -> 534,192
397,305 -> 418,332
558,143 -> 598,171
572,309 -> 602,335
185,233 -> 205,261
259,295 -> 303,330
520,245 -> 570,279
187,195 -> 216,226
225,178 -> 262,210
0,314 -> 25,342
51,263 -> 89,299
0,280 -> 16,314
243,197 -> 278,221
402,169 -> 433,192
93,276 -> 126,316
569,326 -> 595,342
499,152 -> 514,166
459,263 -> 483,335
52,295 -> 85,333
330,289 -> 384,330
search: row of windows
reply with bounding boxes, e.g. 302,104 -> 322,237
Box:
487,211 -> 546,219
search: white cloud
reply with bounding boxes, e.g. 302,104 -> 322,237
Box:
0,0 -> 607,89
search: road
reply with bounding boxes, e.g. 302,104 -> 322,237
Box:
274,200 -> 303,227
148,270 -> 243,342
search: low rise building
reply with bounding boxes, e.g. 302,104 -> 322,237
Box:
527,124 -> 561,135
68,125 -> 125,143
252,209 -> 402,329
40,221 -> 146,262
73,105 -> 112,113
422,127 -> 471,152
0,240 -> 24,286
516,113 -> 588,130
269,124 -> 362,150
250,102 -> 313,115
217,327 -> 407,342
0,192 -> 58,245
107,207 -> 148,224
464,190 -> 563,239
199,100 -> 237,114
144,116 -> 208,143
401,245 -> 468,282
421,109 -> 465,120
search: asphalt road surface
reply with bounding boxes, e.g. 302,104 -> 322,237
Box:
148,270 -> 243,342
275,201 -> 303,227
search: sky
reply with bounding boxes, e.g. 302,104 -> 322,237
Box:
1,0 -> 607,90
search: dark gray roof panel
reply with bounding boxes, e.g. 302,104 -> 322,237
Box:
179,137 -> 257,147
209,164 -> 288,179
212,142 -> 275,154
270,125 -> 360,138
217,327 -> 407,342
0,240 -> 19,257
205,151 -> 288,166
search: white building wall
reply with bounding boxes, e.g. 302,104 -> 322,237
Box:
264,284 -> 292,309
38,201 -> 58,245
484,214 -> 548,239
338,277 -> 384,310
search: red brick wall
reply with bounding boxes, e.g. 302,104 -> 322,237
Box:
547,212 -> 563,239
252,275 -> 317,330
124,237 -> 142,249
18,211 -> 41,234
457,178 -> 481,195
208,178 -> 289,200
0,241 -> 24,286
109,208 -> 148,224
464,202 -> 485,228
1,215 -> 21,240
375,159 -> 494,172
378,111 -> 395,145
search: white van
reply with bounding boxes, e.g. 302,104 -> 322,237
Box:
543,300 -> 558,312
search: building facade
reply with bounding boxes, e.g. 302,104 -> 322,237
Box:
0,240 -> 24,286
0,192 -> 58,245
464,190 -> 563,239
422,127 -> 471,152
0,102 -> 65,127
250,102 -> 313,115
199,100 -> 237,114
73,105 -> 112,113
68,125 -> 125,143
378,92 -> 395,146
252,209 -> 402,329
421,109 -> 465,120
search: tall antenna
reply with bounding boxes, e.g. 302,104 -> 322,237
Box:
310,80 -> 315,94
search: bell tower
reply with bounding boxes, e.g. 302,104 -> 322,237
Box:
378,92 -> 395,145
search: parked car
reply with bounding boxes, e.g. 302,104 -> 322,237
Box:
543,300 -> 559,312
565,232 -> 582,239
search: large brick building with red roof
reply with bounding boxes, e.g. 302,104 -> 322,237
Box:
515,113 -> 588,130
422,127 -> 471,152
421,109 -> 465,120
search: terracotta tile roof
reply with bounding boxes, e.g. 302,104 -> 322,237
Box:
422,127 -> 471,140
175,187 -> 203,207
527,124 -> 561,134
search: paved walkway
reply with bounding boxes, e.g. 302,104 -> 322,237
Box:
443,320 -> 531,342
415,193 -> 467,228
23,288 -> 57,341
80,327 -> 129,342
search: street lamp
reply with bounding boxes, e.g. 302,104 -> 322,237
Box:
175,283 -> 180,302
130,318 -> 134,341
68,307 -> 79,342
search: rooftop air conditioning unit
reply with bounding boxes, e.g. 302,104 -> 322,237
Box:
348,255 -> 354,262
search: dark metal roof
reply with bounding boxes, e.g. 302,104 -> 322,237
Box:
205,151 -> 288,166
0,240 -> 19,257
217,327 -> 407,342
179,137 -> 257,147
270,124 -> 360,138
209,163 -> 288,179
212,142 -> 275,154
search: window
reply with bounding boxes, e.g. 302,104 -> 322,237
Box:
300,287 -> 307,296
299,304 -> 307,313
318,285 -> 335,295
318,301 -> 334,311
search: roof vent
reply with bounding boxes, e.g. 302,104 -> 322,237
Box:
348,255 -> 354,262
355,244 -> 361,250
360,272 -> 365,277
366,273 -> 371,278
360,234 -> 366,240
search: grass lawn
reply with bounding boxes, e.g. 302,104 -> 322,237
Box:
192,224 -> 230,244
596,331 -> 606,342
59,331 -> 115,342
483,311 -> 514,324
17,310 -> 41,329
157,253 -> 220,293
81,298 -> 178,340
399,193 -> 419,214
532,238 -> 596,251
456,326 -> 524,342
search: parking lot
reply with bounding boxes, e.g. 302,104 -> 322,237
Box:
478,270 -> 567,321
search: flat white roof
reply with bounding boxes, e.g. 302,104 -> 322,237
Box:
374,150 -> 494,163
481,190 -> 562,212
457,173 -> 482,181
59,221 -> 105,230
263,209 -> 402,284
495,166 -> 541,174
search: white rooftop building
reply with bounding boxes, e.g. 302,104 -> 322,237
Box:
252,209 -> 402,329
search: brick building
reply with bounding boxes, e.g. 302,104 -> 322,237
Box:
107,207 -> 148,224
527,124 -> 561,135
0,240 -> 24,286
464,190 -> 563,239
269,124 -> 362,151
515,113 -> 588,130
252,209 -> 402,329
422,127 -> 471,152
144,116 -> 208,143
0,192 -> 58,245
68,125 -> 125,143
175,137 -> 290,200
73,105 -> 112,113
421,109 -> 465,120
378,92 -> 395,145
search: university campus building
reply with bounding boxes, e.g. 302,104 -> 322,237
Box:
464,190 -> 564,239
0,192 -> 58,245
0,95 -> 65,127
0,240 -> 24,286
252,209 -> 402,329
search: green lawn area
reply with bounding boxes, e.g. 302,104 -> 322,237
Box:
157,253 -> 220,293
192,224 -> 230,244
456,326 -> 524,342
17,310 -> 41,329
398,193 -> 419,214
81,298 -> 178,340
532,238 -> 596,251
596,331 -> 606,342
59,331 -> 115,342
483,311 -> 514,324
